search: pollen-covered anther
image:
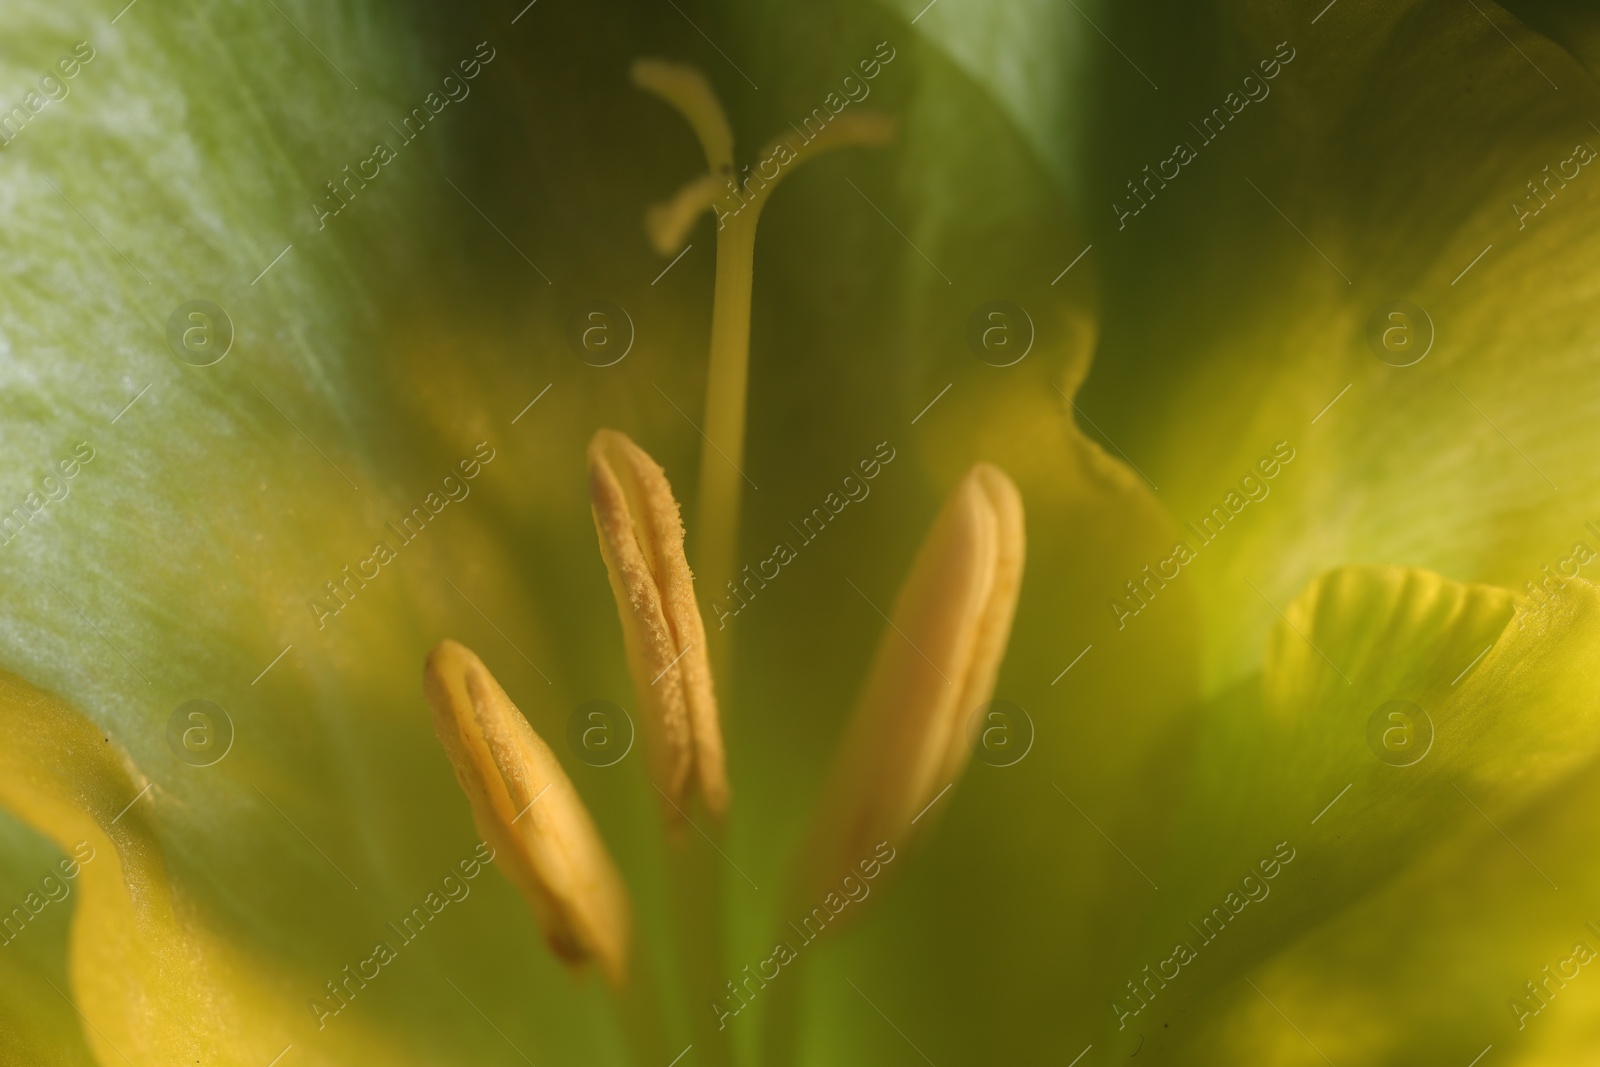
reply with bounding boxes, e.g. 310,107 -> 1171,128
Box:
424,639 -> 630,988
800,464 -> 1025,905
588,428 -> 730,820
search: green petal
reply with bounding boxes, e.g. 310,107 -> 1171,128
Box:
1110,565 -> 1600,1057
1072,0 -> 1600,692
0,0 -> 639,1060
872,0 -> 1099,198
1165,743 -> 1600,1064
0,817 -> 94,1067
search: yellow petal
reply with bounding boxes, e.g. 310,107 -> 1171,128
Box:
1171,759 -> 1600,1065
587,428 -> 729,820
1114,566 -> 1600,1057
0,670 -> 417,1066
423,639 -> 630,989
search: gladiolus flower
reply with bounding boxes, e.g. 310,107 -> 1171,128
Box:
4,1 -> 1600,1065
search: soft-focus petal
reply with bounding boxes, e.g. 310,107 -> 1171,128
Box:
1171,757 -> 1600,1064
0,1 -> 673,1061
1114,566 -> 1600,1057
0,670 -> 417,1065
1075,0 -> 1600,693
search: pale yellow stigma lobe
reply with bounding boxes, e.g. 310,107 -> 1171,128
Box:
424,639 -> 631,988
631,59 -> 733,174
646,172 -> 726,258
588,428 -> 730,820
